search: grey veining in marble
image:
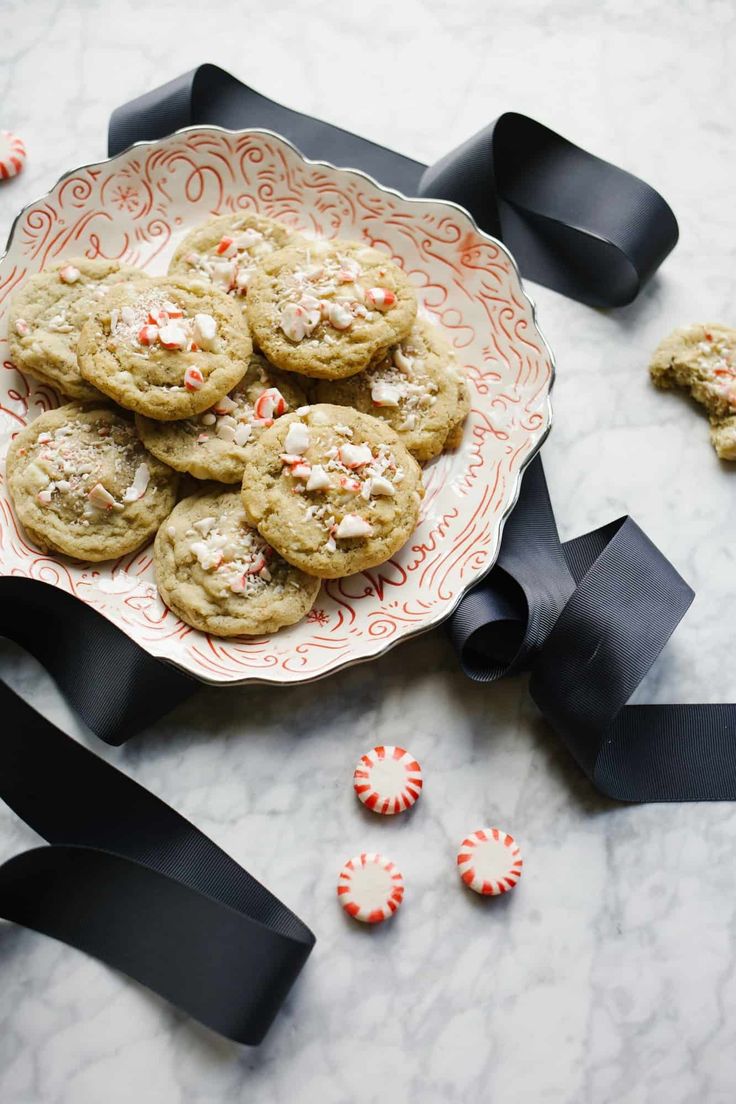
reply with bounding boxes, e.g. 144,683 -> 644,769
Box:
1,1 -> 736,1101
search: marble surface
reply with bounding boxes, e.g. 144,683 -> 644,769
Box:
1,1 -> 735,1101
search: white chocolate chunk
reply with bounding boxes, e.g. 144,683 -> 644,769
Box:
335,513 -> 373,539
233,423 -> 252,447
284,421 -> 310,455
369,475 -> 396,496
192,312 -> 217,350
306,464 -> 331,491
371,381 -> 402,407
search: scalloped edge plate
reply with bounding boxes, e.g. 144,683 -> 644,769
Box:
0,127 -> 554,685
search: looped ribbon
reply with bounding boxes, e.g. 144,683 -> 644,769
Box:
0,61 -> 723,1048
0,575 -> 315,1044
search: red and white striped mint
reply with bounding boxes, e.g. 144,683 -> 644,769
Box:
337,852 -> 404,923
0,130 -> 26,180
456,827 -> 523,896
353,745 -> 423,815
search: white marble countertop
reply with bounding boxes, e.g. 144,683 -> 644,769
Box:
1,2 -> 735,1102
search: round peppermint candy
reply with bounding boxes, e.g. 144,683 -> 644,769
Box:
456,827 -> 523,896
353,745 -> 423,815
337,852 -> 405,923
0,130 -> 26,179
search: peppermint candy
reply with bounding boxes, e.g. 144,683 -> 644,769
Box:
337,853 -> 405,924
456,827 -> 523,896
353,745 -> 423,815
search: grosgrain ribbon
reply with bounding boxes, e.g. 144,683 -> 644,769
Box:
0,673 -> 315,1044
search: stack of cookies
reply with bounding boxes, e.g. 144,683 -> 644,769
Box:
5,212 -> 469,637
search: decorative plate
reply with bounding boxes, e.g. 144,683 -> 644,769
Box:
0,128 -> 554,685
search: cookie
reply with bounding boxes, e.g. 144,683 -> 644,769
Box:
650,324 -> 736,461
6,403 -> 178,561
709,414 -> 736,460
246,239 -> 417,380
77,276 -> 252,420
135,352 -> 307,483
7,257 -> 143,401
154,488 -> 321,636
240,403 -> 424,579
168,212 -> 299,301
315,319 -> 468,461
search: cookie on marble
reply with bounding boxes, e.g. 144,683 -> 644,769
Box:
7,257 -> 142,401
154,488 -> 321,636
315,319 -> 468,461
6,402 -> 179,561
135,351 -> 307,484
246,239 -> 417,380
709,414 -> 736,460
77,276 -> 252,421
240,403 -> 424,579
168,211 -> 300,302
650,323 -> 736,459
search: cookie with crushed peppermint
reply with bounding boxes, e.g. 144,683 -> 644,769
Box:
240,404 -> 424,579
77,276 -> 252,421
650,323 -> 736,459
246,239 -> 417,380
154,488 -> 320,636
315,319 -> 469,461
7,257 -> 143,401
6,403 -> 178,561
168,212 -> 300,303
135,352 -> 307,483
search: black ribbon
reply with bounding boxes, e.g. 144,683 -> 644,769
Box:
0,672 -> 315,1043
0,59 -> 723,1053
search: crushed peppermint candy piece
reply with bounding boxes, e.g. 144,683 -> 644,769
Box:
216,236 -> 236,256
122,463 -> 150,503
284,421 -> 310,455
281,301 -> 321,342
58,264 -> 81,284
335,514 -> 373,539
254,388 -> 287,421
290,460 -> 312,480
14,318 -> 30,337
87,482 -> 117,510
184,366 -> 204,391
138,324 -> 159,346
158,323 -> 188,350
365,287 -> 396,311
337,852 -> 404,924
338,443 -> 373,468
37,488 -> 54,505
